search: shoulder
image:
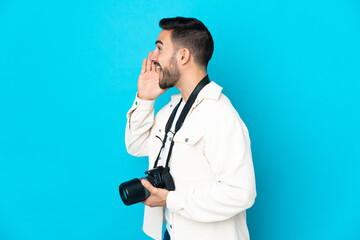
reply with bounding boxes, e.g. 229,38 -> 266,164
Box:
202,94 -> 250,144
200,87 -> 249,137
202,92 -> 242,122
196,81 -> 240,118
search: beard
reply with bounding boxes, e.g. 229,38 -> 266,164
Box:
159,54 -> 180,89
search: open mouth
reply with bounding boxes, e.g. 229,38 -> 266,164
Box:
154,62 -> 162,70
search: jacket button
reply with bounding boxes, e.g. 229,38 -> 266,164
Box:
159,129 -> 161,132
170,225 -> 172,229
169,137 -> 172,141
135,101 -> 138,105
185,138 -> 189,143
170,105 -> 173,107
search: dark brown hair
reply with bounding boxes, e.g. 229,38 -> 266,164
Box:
159,17 -> 214,68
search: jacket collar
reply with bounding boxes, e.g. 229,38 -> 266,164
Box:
170,81 -> 223,104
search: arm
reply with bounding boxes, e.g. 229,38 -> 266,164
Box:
166,107 -> 257,222
125,96 -> 155,157
125,51 -> 167,156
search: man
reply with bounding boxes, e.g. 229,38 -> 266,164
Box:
125,17 -> 256,240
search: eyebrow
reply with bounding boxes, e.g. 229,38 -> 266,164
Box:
155,40 -> 164,45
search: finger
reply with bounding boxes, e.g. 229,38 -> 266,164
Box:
141,58 -> 147,73
151,61 -> 156,72
146,52 -> 152,72
141,179 -> 156,193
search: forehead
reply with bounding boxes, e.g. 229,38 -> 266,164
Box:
156,30 -> 173,47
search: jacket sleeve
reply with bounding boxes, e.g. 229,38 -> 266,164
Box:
166,107 -> 257,222
125,94 -> 155,157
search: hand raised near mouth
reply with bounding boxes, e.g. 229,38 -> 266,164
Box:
137,51 -> 167,100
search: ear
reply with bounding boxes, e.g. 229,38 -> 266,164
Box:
179,48 -> 191,65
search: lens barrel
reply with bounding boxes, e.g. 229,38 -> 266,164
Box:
119,177 -> 151,206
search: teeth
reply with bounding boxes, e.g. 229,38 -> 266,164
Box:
156,66 -> 162,69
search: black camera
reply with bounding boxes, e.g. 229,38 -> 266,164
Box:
119,166 -> 175,206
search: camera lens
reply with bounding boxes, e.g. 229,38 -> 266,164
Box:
121,188 -> 128,202
119,178 -> 149,206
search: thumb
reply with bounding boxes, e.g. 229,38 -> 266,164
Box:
141,179 -> 156,193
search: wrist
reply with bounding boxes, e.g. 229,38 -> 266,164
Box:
164,190 -> 169,206
133,93 -> 155,110
137,92 -> 155,101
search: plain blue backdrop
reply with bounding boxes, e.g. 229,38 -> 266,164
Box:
1,0 -> 359,239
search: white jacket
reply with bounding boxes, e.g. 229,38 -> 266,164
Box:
125,81 -> 256,240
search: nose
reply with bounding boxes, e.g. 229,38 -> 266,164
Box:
150,49 -> 158,62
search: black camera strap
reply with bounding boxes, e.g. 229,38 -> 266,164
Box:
153,75 -> 210,169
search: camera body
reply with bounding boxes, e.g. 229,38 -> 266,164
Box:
119,166 -> 175,206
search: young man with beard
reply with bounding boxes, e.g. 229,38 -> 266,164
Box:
125,17 -> 256,240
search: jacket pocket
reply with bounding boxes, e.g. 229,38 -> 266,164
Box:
172,125 -> 203,145
170,125 -> 215,181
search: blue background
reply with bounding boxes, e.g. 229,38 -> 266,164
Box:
1,0 -> 359,239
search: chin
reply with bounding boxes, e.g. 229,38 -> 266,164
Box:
158,79 -> 165,89
159,84 -> 167,90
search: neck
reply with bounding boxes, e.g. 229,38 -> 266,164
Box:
175,70 -> 208,102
